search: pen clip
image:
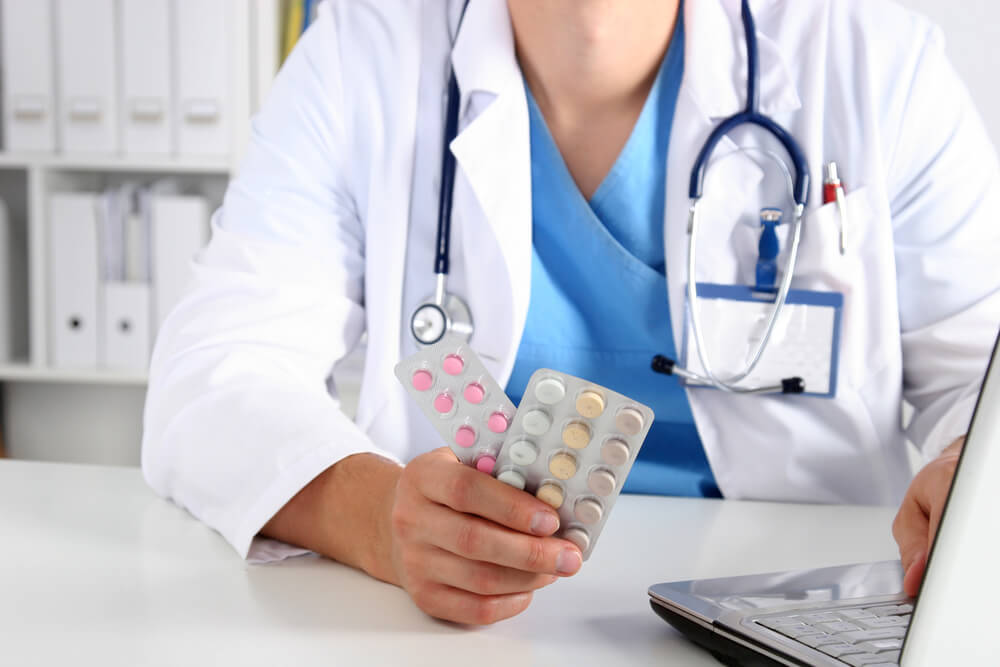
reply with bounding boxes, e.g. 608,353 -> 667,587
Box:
835,186 -> 848,255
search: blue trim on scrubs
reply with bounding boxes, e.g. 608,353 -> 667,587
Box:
507,14 -> 721,498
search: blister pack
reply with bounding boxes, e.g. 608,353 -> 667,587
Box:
394,337 -> 516,472
494,369 -> 654,559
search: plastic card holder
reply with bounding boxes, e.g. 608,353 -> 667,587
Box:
495,370 -> 654,560
681,283 -> 843,398
395,337 -> 516,471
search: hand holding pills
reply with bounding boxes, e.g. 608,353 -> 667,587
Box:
385,447 -> 584,625
394,338 -> 653,622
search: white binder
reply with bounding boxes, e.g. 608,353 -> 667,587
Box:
150,194 -> 209,329
49,194 -> 101,367
175,0 -> 232,157
54,0 -> 119,154
102,282 -> 151,370
1,0 -> 57,152
120,0 -> 172,155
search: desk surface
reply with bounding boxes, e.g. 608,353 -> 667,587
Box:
0,460 -> 899,666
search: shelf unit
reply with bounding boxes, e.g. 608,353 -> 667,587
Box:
0,0 -> 283,464
0,0 -> 281,386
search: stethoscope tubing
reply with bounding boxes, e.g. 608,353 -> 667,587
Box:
675,0 -> 812,394
421,0 -> 813,395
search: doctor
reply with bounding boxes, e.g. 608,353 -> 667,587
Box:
143,0 -> 999,625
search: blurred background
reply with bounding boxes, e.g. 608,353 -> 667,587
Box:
0,0 -> 996,466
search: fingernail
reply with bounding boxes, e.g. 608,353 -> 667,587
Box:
556,548 -> 582,575
530,512 -> 559,536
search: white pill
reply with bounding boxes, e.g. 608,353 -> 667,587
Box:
563,527 -> 590,553
601,438 -> 630,466
534,377 -> 566,404
508,440 -> 539,466
574,498 -> 603,525
588,469 -> 617,497
522,409 -> 552,436
497,469 -> 526,490
615,407 -> 645,436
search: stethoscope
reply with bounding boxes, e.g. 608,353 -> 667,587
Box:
409,2 -> 474,346
411,0 -> 811,396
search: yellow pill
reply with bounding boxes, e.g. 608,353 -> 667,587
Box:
548,452 -> 578,480
562,422 -> 592,449
575,390 -> 605,418
536,483 -> 565,509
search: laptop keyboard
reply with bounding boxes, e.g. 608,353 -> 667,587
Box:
754,602 -> 913,666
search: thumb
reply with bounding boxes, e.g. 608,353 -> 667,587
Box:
902,550 -> 926,598
892,495 -> 929,596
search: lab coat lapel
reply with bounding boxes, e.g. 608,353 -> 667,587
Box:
664,0 -> 805,345
448,0 -> 531,383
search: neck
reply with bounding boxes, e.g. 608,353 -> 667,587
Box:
506,0 -> 682,198
507,0 -> 681,123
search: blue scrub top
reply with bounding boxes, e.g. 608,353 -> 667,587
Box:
506,15 -> 722,498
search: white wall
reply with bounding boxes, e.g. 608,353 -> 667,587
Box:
897,0 -> 1000,150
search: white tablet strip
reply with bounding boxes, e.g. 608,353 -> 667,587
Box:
495,369 -> 654,560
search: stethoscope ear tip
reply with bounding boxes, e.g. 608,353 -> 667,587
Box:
782,377 -> 806,394
651,355 -> 676,375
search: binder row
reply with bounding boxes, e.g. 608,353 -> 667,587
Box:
0,199 -> 26,363
49,187 -> 209,370
1,0 -> 233,157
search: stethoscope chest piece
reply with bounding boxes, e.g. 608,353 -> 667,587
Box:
410,292 -> 473,347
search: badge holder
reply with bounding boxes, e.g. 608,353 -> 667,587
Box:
679,283 -> 843,398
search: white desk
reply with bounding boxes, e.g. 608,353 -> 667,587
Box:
0,460 -> 899,666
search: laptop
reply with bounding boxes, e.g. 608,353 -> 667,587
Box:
648,330 -> 1000,666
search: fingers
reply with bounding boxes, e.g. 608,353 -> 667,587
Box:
901,550 -> 926,598
418,451 -> 562,537
411,584 -> 533,626
892,491 -> 929,594
892,452 -> 961,598
413,501 -> 583,575
420,545 -> 559,595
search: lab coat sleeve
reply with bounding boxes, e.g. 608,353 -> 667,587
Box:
141,6 -> 397,561
888,25 -> 1000,461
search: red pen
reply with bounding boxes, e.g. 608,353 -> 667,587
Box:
824,162 -> 848,254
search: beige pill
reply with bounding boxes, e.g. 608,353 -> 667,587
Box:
588,469 -> 617,496
601,438 -> 630,466
575,390 -> 605,418
615,407 -> 645,436
562,421 -> 591,449
563,527 -> 590,553
536,483 -> 565,509
548,452 -> 578,480
574,498 -> 603,525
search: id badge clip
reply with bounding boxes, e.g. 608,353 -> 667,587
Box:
680,283 -> 843,398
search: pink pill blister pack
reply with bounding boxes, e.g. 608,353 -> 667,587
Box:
394,337 -> 516,472
494,369 -> 654,560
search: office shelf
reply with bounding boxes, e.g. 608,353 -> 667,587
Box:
0,362 -> 148,386
0,153 -> 232,174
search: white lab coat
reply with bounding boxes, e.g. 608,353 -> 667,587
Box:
142,0 -> 1000,560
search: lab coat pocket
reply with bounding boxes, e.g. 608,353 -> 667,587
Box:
729,187 -> 874,292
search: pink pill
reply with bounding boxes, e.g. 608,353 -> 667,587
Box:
442,354 -> 464,375
464,382 -> 485,404
475,456 -> 496,474
433,393 -> 454,414
455,426 -> 476,448
487,412 -> 510,434
411,369 -> 433,391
